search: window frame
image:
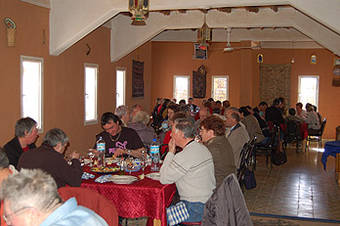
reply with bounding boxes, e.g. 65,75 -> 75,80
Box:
84,63 -> 98,126
298,75 -> 319,108
211,75 -> 229,101
173,75 -> 190,102
116,68 -> 126,108
20,55 -> 44,133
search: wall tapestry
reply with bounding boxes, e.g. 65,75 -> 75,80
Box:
132,60 -> 144,97
260,64 -> 291,107
193,65 -> 206,98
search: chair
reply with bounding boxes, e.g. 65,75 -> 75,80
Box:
305,118 -> 326,150
254,124 -> 280,170
283,120 -> 303,152
58,187 -> 118,226
237,137 -> 257,190
202,174 -> 253,226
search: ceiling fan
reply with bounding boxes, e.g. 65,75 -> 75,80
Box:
224,27 -> 261,52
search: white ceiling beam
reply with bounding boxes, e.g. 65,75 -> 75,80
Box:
49,0 -> 123,55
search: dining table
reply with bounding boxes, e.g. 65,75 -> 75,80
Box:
81,165 -> 176,226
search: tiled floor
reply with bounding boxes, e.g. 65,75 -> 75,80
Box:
244,141 -> 340,221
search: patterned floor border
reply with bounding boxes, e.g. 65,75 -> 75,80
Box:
250,212 -> 340,224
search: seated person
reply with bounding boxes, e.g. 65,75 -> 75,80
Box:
3,117 -> 38,168
305,103 -> 321,134
1,169 -> 107,226
130,104 -> 142,120
225,107 -> 250,169
96,112 -> 145,158
161,112 -> 187,158
127,111 -> 156,147
239,106 -> 265,143
115,105 -> 130,127
286,108 -> 304,123
296,102 -> 307,121
17,128 -> 82,188
0,149 -> 17,187
160,118 -> 215,224
200,116 -> 236,188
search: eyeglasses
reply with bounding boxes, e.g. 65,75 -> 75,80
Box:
3,206 -> 33,225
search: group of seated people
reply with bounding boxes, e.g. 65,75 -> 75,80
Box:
0,96 -> 322,225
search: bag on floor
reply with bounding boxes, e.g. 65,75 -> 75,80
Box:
243,168 -> 256,189
271,149 -> 287,165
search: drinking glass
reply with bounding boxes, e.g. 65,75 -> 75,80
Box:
88,149 -> 96,167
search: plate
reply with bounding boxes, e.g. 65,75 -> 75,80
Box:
110,175 -> 138,184
90,167 -> 120,174
146,172 -> 160,181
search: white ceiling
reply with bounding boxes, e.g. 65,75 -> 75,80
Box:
21,0 -> 340,61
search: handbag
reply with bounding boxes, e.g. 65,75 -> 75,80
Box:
243,168 -> 256,190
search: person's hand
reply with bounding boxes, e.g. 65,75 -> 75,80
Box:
114,148 -> 126,157
168,138 -> 176,153
70,151 -> 80,160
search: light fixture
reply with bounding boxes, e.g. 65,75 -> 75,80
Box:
197,13 -> 211,46
128,0 -> 149,25
333,64 -> 340,76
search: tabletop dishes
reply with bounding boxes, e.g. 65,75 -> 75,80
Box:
91,166 -> 120,174
110,175 -> 138,184
145,172 -> 160,181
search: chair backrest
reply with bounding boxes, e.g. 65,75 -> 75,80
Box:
202,174 -> 253,226
237,137 -> 257,180
58,187 -> 118,226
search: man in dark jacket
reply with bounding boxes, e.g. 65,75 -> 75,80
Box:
3,117 -> 38,168
17,128 -> 82,188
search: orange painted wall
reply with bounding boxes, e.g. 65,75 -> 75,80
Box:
0,0 -> 151,155
151,42 -> 340,139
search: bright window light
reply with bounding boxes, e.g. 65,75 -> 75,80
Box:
212,76 -> 229,101
116,69 -> 126,107
174,76 -> 190,102
298,76 -> 319,108
85,64 -> 98,124
21,56 -> 43,131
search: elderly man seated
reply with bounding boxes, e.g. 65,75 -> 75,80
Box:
200,115 -> 235,188
96,112 -> 145,158
115,105 -> 130,127
1,169 -> 107,226
3,117 -> 38,168
160,118 -> 215,224
17,128 -> 82,188
225,107 -> 250,169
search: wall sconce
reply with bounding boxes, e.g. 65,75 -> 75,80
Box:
129,0 -> 149,25
4,17 -> 16,47
333,59 -> 340,76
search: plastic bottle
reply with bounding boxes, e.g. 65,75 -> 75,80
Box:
150,138 -> 160,171
96,136 -> 106,168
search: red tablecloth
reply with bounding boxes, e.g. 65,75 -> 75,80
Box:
81,166 -> 176,226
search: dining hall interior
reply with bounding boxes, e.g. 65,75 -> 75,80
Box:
1,0 -> 340,225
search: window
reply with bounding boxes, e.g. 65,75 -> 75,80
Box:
298,75 -> 319,108
173,76 -> 190,102
84,64 -> 98,125
20,56 -> 43,131
116,69 -> 126,107
212,76 -> 229,101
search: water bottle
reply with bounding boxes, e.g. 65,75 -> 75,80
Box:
96,136 -> 106,168
150,138 -> 160,171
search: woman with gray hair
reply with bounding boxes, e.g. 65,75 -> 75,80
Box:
17,128 -> 82,188
3,117 -> 38,168
0,148 -> 17,186
128,111 -> 156,147
115,105 -> 130,126
1,169 -> 107,226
